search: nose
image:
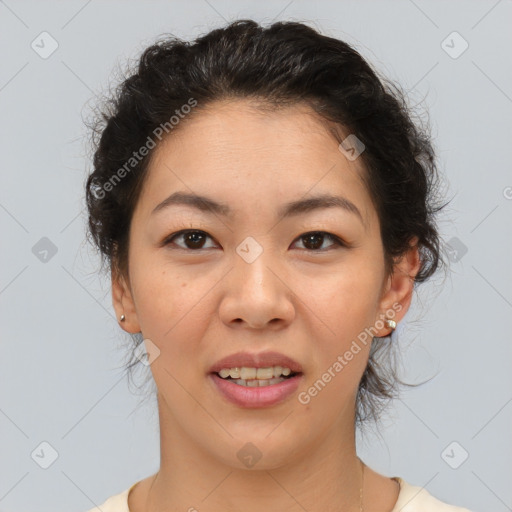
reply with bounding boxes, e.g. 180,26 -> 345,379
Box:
218,248 -> 295,330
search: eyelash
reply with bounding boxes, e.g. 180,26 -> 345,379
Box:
162,229 -> 347,252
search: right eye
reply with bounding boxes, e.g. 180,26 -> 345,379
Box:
163,230 -> 218,250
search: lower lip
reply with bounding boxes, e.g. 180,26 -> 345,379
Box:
209,373 -> 302,408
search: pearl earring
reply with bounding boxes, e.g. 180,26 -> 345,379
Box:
385,319 -> 396,330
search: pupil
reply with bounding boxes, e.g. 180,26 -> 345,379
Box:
303,233 -> 323,250
186,232 -> 205,249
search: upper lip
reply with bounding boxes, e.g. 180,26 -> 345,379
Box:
209,351 -> 303,374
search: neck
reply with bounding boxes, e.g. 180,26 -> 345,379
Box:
144,395 -> 364,512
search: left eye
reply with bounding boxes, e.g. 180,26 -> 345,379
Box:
163,230 -> 345,252
292,231 -> 345,251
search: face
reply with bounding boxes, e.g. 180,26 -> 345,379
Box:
113,99 -> 419,470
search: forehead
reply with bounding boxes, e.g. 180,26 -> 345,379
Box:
136,99 -> 376,231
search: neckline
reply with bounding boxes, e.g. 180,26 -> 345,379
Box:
125,476 -> 404,512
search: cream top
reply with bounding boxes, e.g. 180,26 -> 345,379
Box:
85,477 -> 474,511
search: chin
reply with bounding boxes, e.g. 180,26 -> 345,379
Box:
211,431 -> 308,471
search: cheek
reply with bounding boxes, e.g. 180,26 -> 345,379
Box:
134,276 -> 212,408
300,265 -> 380,392
132,256 -> 196,322
130,263 -> 212,363
303,266 -> 381,340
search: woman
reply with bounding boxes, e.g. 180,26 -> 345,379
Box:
84,19 -> 472,512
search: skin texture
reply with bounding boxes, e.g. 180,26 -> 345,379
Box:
112,99 -> 420,512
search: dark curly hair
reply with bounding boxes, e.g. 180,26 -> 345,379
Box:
84,19 -> 451,430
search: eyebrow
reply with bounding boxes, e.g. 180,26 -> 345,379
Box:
151,191 -> 365,226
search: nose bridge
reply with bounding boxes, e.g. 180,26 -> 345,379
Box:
233,234 -> 275,293
219,234 -> 294,329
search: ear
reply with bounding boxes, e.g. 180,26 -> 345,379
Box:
374,236 -> 421,336
111,266 -> 141,334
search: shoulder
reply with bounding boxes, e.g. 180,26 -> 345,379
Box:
392,477 -> 474,512
83,483 -> 135,512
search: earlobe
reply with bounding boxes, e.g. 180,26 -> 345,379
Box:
377,237 -> 421,336
111,267 -> 141,334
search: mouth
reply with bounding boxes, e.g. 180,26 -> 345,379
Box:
211,366 -> 302,387
208,351 -> 304,407
209,367 -> 303,408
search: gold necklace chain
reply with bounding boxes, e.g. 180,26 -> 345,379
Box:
359,457 -> 365,512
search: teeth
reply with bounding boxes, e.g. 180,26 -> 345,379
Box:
229,368 -> 240,379
234,377 -> 285,387
240,367 -> 257,380
217,366 -> 295,380
256,367 -> 273,379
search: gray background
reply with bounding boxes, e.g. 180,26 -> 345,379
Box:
1,1 -> 511,511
